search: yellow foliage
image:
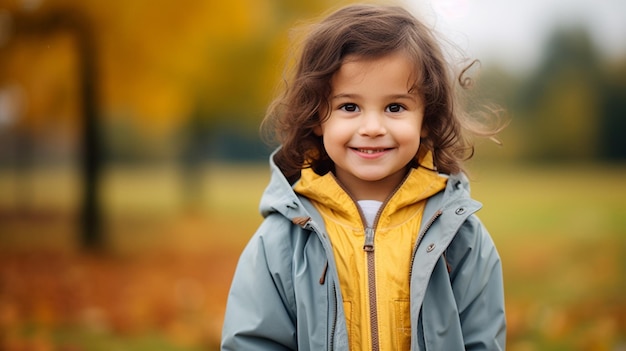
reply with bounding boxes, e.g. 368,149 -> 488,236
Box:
0,0 -> 358,135
1,33 -> 80,134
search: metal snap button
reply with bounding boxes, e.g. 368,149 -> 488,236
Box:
455,207 -> 466,215
426,243 -> 435,252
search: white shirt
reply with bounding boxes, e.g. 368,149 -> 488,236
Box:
357,200 -> 383,228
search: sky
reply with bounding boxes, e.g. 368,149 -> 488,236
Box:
406,0 -> 626,73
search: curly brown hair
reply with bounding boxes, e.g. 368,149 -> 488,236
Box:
262,3 -> 502,182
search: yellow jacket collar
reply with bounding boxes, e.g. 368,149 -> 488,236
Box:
294,151 -> 447,227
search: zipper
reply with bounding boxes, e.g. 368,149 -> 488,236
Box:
365,178 -> 407,351
366,246 -> 380,350
363,226 -> 378,349
363,227 -> 375,251
408,209 -> 442,279
329,171 -> 408,351
330,282 -> 338,350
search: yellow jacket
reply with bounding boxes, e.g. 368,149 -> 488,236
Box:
294,154 -> 447,350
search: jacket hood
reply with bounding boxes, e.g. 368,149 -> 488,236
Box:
259,149 -> 309,220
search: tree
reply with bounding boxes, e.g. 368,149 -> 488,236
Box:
517,25 -> 604,161
599,59 -> 626,160
0,0 -> 355,250
3,7 -> 104,250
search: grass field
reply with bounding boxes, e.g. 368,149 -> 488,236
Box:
0,162 -> 625,350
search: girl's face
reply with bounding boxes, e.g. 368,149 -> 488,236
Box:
315,52 -> 426,201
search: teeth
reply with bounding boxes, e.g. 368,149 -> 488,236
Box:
359,149 -> 384,154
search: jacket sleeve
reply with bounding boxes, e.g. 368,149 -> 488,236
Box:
447,216 -> 507,350
221,216 -> 297,351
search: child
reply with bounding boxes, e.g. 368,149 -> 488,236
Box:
221,3 -> 506,350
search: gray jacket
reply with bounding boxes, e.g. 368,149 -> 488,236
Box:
221,153 -> 506,350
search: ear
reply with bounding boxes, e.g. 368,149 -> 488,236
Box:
420,126 -> 428,138
314,125 -> 323,136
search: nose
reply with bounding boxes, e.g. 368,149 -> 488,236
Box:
358,111 -> 386,137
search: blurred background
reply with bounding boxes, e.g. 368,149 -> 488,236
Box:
0,0 -> 624,350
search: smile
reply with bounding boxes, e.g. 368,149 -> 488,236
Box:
358,149 -> 386,154
351,147 -> 393,156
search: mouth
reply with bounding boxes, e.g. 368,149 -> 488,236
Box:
352,148 -> 391,154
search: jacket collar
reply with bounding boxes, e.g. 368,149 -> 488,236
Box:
292,151 -> 447,228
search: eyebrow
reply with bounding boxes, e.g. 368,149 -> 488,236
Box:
331,93 -> 418,101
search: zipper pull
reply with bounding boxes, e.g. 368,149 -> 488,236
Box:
363,227 -> 375,252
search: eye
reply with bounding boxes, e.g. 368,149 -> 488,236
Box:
339,103 -> 359,112
386,103 -> 405,113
